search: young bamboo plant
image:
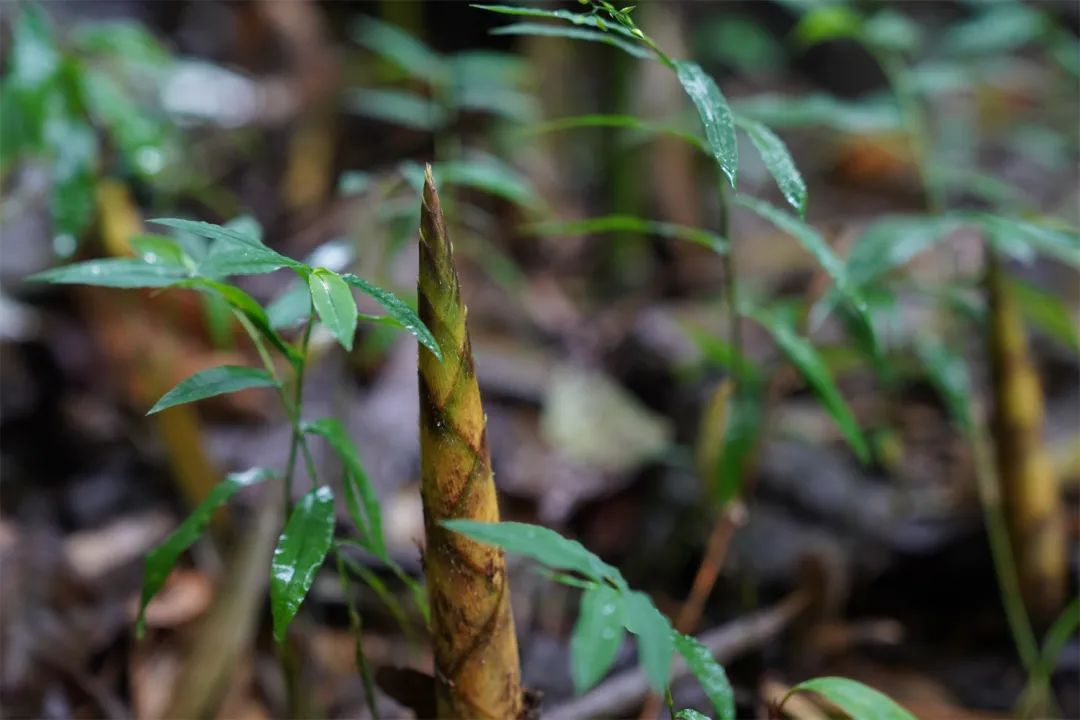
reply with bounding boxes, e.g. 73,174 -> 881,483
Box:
27,213 -> 438,715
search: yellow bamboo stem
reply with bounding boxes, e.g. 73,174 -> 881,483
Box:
987,252 -> 1066,623
418,166 -> 523,718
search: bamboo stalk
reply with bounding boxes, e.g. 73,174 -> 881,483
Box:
417,166 -> 524,718
986,252 -> 1066,623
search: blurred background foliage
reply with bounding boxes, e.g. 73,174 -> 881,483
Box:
0,0 -> 1077,718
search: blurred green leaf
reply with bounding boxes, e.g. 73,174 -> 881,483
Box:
846,216 -> 962,287
735,195 -> 874,349
137,468 -> 273,636
72,20 -> 172,68
715,381 -> 765,505
785,677 -> 916,720
675,61 -> 737,188
147,365 -> 278,415
28,258 -> 189,287
735,117 -> 806,216
151,217 -> 298,277
267,280 -> 312,330
733,93 -> 900,132
303,417 -> 387,560
345,88 -> 446,131
405,156 -> 542,209
10,4 -> 60,90
862,10 -> 921,54
351,16 -> 445,86
945,4 -> 1046,56
692,14 -> 783,73
527,215 -> 727,254
751,308 -> 869,463
79,67 -> 171,179
980,215 -> 1080,267
308,268 -> 358,351
571,584 -> 626,693
341,273 -> 442,360
793,5 -> 863,46
1008,279 -> 1079,353
623,591 -> 674,694
527,113 -> 705,152
45,105 -> 97,249
916,339 -> 973,433
271,486 -> 336,643
443,520 -> 626,587
675,633 -> 735,720
490,22 -> 651,59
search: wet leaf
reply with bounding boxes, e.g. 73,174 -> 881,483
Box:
341,273 -> 441,360
443,520 -> 625,588
675,711 -> 709,720
736,117 -> 807,216
623,591 -> 674,694
472,4 -> 642,43
303,418 -> 386,560
571,584 -> 625,693
785,677 -> 916,720
309,268 -> 359,351
675,61 -> 737,187
130,233 -> 191,268
271,486 -> 336,642
675,633 -> 735,720
27,258 -> 189,287
136,468 -> 273,636
147,365 -> 278,415
490,22 -> 651,59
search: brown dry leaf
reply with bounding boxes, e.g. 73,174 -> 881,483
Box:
139,569 -> 214,630
64,512 -> 172,582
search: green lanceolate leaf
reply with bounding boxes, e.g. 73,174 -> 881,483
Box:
526,215 -> 727,254
490,22 -> 651,59
137,468 -> 273,636
309,268 -> 359,351
751,309 -> 869,463
443,520 -> 626,588
27,258 -> 190,287
438,157 -> 542,209
302,418 -> 386,560
980,215 -> 1080,267
675,61 -> 737,188
351,16 -> 445,86
735,117 -> 807,217
735,195 -> 875,350
271,485 -> 336,642
341,274 -> 441,360
784,677 -> 916,720
571,583 -> 626,693
675,633 -> 735,720
130,234 -> 192,268
1009,278 -> 1079,352
716,381 -> 764,505
622,590 -> 674,694
527,113 -> 706,152
845,216 -> 962,287
176,278 -> 300,365
472,4 -> 642,43
150,217 -> 301,278
345,88 -> 447,131
147,365 -> 278,415
916,339 -> 973,434
267,280 -> 313,330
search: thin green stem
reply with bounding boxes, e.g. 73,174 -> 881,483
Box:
283,311 -> 318,506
